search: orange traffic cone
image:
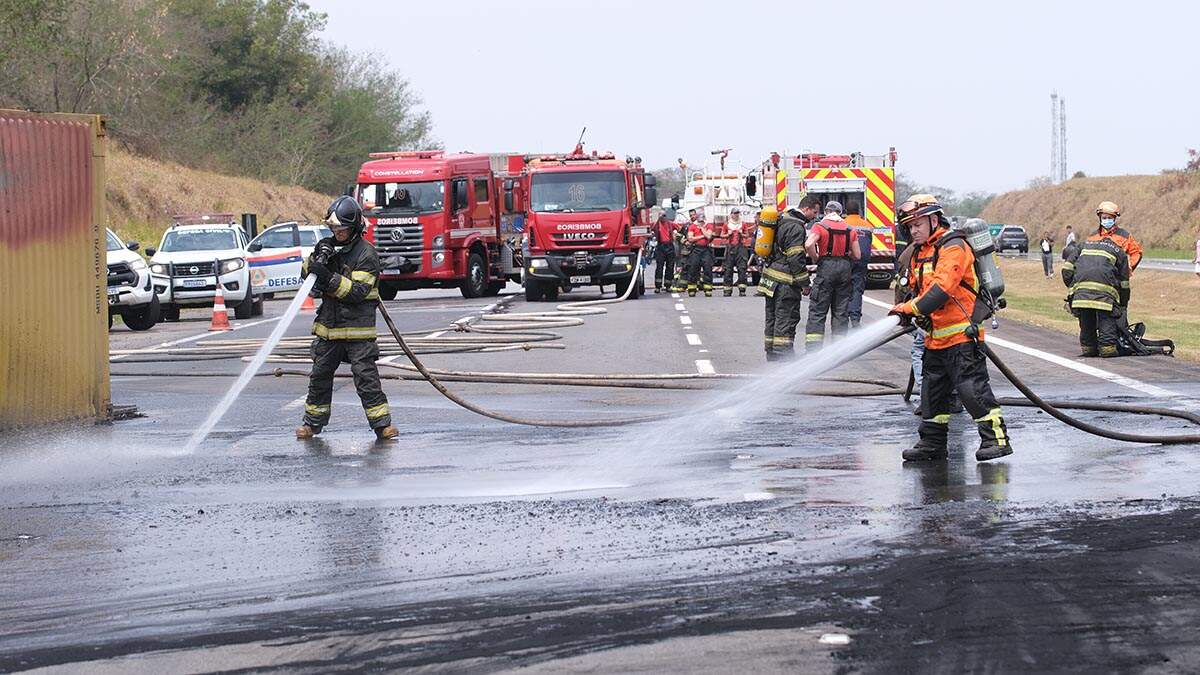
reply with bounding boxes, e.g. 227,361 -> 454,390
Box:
300,291 -> 316,313
209,285 -> 232,331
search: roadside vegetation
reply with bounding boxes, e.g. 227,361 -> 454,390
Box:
0,0 -> 435,194
997,257 -> 1200,362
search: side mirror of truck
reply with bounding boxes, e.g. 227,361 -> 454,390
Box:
126,241 -> 140,252
145,247 -> 157,257
503,188 -> 514,213
248,242 -> 263,253
644,174 -> 657,188
645,187 -> 658,209
745,175 -> 757,197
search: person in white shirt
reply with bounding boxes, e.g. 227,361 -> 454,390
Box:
1040,234 -> 1054,277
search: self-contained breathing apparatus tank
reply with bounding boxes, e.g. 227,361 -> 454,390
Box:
952,218 -> 1006,320
754,207 -> 778,258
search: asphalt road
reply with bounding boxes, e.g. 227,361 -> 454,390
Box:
5,275 -> 1200,672
1008,248 -> 1196,274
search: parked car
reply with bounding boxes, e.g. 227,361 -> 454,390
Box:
246,221 -> 332,296
996,225 -> 1029,254
106,228 -> 159,331
146,218 -> 263,321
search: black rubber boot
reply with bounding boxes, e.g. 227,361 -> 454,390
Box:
903,439 -> 948,462
976,440 -> 1012,462
739,287 -> 747,296
724,290 -> 733,297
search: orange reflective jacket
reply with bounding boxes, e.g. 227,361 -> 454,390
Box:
1087,226 -> 1142,275
903,227 -> 983,349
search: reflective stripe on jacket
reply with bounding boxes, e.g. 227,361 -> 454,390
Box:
1086,226 -> 1142,275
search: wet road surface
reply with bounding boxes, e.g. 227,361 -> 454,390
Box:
4,281 -> 1200,671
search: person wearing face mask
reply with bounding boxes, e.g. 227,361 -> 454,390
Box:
1087,201 -> 1142,275
1063,201 -> 1135,357
889,194 -> 1011,463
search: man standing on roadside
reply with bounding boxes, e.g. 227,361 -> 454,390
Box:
803,201 -> 860,349
843,200 -> 872,328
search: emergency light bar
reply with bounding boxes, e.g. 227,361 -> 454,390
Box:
368,150 -> 445,159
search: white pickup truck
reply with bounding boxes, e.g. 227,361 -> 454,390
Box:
146,219 -> 263,321
106,228 -> 159,330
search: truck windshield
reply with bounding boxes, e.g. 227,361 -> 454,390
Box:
160,229 -> 239,252
360,181 -> 445,214
106,230 -> 124,252
531,171 -> 627,213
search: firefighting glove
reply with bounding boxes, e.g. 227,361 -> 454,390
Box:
307,256 -> 333,284
315,238 -> 336,263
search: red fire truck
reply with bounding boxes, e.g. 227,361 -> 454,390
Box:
501,146 -> 656,301
355,151 -> 521,299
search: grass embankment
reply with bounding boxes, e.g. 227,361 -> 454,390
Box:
105,147 -> 333,248
981,172 -> 1200,250
998,257 -> 1200,361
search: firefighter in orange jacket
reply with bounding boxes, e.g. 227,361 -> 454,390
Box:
889,195 -> 1012,463
1088,201 -> 1143,275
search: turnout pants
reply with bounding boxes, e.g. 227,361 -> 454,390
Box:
303,338 -> 392,430
722,244 -> 750,293
763,282 -> 804,358
654,244 -> 676,290
804,257 -> 854,348
672,242 -> 687,291
918,341 -> 1009,450
1078,308 -> 1120,357
687,246 -> 714,294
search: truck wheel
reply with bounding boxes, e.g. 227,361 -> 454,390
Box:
234,294 -> 253,319
162,303 -> 180,322
542,284 -> 559,301
461,253 -> 486,298
616,272 -> 639,299
122,296 -> 160,331
379,284 -> 398,301
483,280 -> 505,297
524,277 -> 544,302
251,292 -> 264,317
108,311 -> 113,330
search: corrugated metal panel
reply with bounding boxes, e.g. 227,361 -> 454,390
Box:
0,110 -> 110,430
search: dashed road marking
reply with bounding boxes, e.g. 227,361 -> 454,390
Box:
671,293 -> 680,299
695,359 -> 715,375
111,316 -> 282,361
679,315 -> 692,326
686,333 -> 702,345
674,303 -> 686,311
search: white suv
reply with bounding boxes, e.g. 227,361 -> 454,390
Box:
147,220 -> 263,321
106,228 -> 159,331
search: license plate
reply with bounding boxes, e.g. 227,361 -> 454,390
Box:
181,278 -> 206,288
569,275 -> 590,284
107,293 -> 119,305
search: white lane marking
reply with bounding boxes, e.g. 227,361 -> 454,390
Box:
679,315 -> 692,326
111,317 -> 281,361
860,296 -> 1180,398
686,333 -> 702,345
284,395 -> 307,410
699,349 -> 709,353
674,303 -> 686,311
695,359 -> 715,375
671,293 -> 680,299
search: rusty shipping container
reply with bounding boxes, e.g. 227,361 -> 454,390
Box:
0,110 -> 110,430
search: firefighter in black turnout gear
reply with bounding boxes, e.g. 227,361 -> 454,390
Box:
759,195 -> 821,359
296,196 -> 399,441
1061,235 -> 1131,357
803,200 -> 860,348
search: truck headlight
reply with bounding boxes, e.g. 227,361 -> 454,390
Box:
433,252 -> 445,265
530,258 -> 549,269
129,258 -> 148,271
150,263 -> 167,275
611,255 -> 631,266
432,235 -> 444,249
221,258 -> 245,273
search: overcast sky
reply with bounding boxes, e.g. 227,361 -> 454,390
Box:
308,0 -> 1196,194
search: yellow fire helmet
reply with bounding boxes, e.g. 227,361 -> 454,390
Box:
1096,200 -> 1121,217
897,194 -> 943,225
758,206 -> 779,225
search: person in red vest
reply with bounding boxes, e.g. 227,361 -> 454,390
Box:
652,211 -> 676,293
803,201 -> 860,348
686,211 -> 715,297
722,208 -> 754,296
